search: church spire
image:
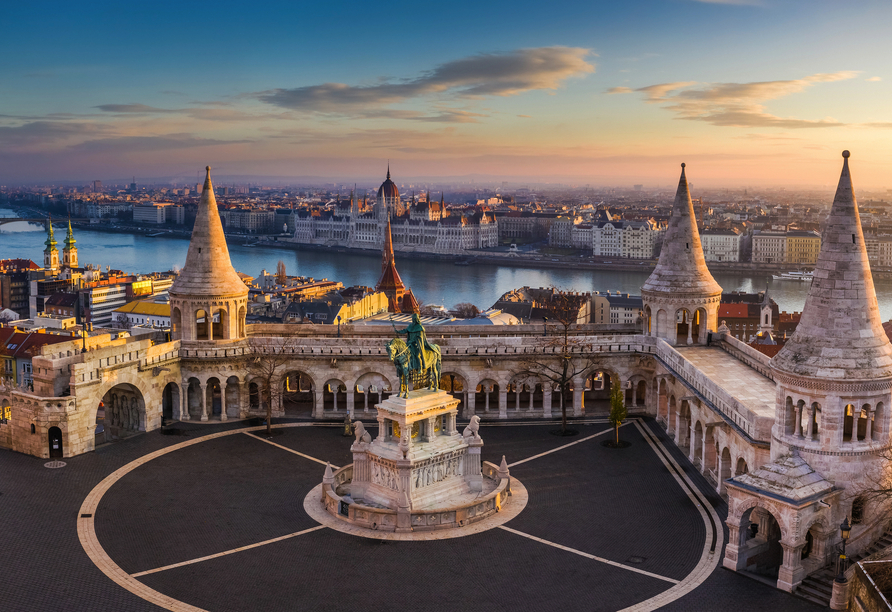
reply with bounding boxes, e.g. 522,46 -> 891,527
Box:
382,214 -> 394,273
772,151 -> 892,380
64,218 -> 76,249
387,162 -> 391,180
44,216 -> 58,251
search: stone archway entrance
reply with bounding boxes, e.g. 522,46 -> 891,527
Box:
282,371 -> 314,417
100,383 -> 146,440
162,382 -> 179,420
736,506 -> 784,581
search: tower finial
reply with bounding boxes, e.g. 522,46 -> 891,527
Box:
387,161 -> 391,180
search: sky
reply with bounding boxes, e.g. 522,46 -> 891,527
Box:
1,0 -> 891,188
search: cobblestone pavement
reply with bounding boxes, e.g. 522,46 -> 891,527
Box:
0,418 -> 824,612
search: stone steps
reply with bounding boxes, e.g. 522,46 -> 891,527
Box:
794,528 -> 892,608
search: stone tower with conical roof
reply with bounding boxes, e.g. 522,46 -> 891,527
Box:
770,152 -> 892,479
169,167 -> 248,342
43,217 -> 60,273
641,164 -> 722,345
62,219 -> 77,269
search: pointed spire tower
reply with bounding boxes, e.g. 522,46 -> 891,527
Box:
641,163 -> 722,344
375,215 -> 416,313
169,166 -> 248,342
43,216 -> 60,273
770,152 -> 892,465
62,219 -> 78,269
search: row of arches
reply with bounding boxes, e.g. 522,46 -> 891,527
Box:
644,306 -> 710,345
782,397 -> 886,444
171,304 -> 246,341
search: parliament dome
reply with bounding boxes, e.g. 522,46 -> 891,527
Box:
376,165 -> 399,200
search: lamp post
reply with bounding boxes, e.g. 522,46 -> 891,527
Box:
337,315 -> 342,338
543,317 -> 548,337
836,517 -> 851,583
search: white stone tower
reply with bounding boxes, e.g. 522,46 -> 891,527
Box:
770,151 -> 892,479
168,166 -> 248,342
642,164 -> 722,344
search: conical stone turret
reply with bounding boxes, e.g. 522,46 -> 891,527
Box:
772,151 -> 892,380
769,152 -> 892,483
169,166 -> 248,341
641,164 -> 722,344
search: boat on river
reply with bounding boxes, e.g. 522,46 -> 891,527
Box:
772,271 -> 814,281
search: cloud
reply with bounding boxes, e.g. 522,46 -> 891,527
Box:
68,134 -> 252,154
628,72 -> 858,128
258,46 -> 594,116
95,104 -> 181,114
0,121 -> 113,146
517,114 -> 532,118
867,77 -> 882,82
605,86 -> 633,94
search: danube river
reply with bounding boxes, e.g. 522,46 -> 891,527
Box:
4,210 -> 892,320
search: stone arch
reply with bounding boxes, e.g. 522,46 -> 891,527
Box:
161,381 -> 180,421
225,375 -> 241,418
858,403 -> 871,442
474,378 -> 499,415
657,379 -> 668,422
675,308 -> 692,345
783,396 -> 795,436
655,308 -> 667,340
205,377 -> 223,418
248,380 -> 260,411
439,372 -> 469,413
354,371 -> 392,413
323,378 -> 348,413
171,307 -> 182,339
735,457 -> 748,476
676,399 -> 691,447
508,372 -> 542,413
693,420 -> 704,467
195,308 -> 209,341
731,501 -> 787,579
667,394 -> 677,436
237,305 -> 246,338
583,367 -> 620,413
694,307 -> 708,344
282,370 -> 315,416
843,403 -> 856,442
213,306 -> 228,340
874,402 -> 885,442
99,382 -> 147,440
644,305 -> 652,334
720,447 -> 732,489
186,377 -> 203,419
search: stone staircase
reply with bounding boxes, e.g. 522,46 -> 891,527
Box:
795,529 -> 892,607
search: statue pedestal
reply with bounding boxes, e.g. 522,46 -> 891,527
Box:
350,389 -> 480,511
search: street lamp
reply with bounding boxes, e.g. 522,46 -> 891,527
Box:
337,315 -> 342,338
836,517 -> 851,583
543,317 -> 548,337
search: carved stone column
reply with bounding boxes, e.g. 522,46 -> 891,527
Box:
220,382 -> 228,421
498,389 -> 507,419
466,392 -> 476,418
346,390 -> 354,419
200,381 -> 208,421
543,387 -> 552,419
777,540 -> 806,592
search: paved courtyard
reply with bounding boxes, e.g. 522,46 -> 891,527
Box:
0,417 -> 822,611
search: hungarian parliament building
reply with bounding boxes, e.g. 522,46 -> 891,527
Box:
290,168 -> 499,254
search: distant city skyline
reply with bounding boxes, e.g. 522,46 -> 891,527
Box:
1,0 -> 891,188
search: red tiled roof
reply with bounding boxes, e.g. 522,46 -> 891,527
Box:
718,304 -> 749,318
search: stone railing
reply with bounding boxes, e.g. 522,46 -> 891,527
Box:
655,339 -> 769,442
321,461 -> 511,532
247,322 -> 640,340
716,333 -> 775,380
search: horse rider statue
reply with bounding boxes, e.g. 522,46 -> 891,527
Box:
388,313 -> 442,397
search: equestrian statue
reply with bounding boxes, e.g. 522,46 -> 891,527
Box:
387,313 -> 442,398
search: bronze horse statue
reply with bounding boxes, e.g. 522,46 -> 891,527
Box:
386,337 -> 442,398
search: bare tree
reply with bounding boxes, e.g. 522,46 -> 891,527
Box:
115,312 -> 132,329
608,379 -> 627,446
276,260 -> 287,285
248,333 -> 303,436
453,302 -> 479,319
522,287 -> 598,434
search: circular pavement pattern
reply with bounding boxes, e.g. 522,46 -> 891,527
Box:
78,420 -> 723,612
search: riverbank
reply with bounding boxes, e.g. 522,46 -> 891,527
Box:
9,209 -> 892,280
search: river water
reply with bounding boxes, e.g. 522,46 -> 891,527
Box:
3,209 -> 892,320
